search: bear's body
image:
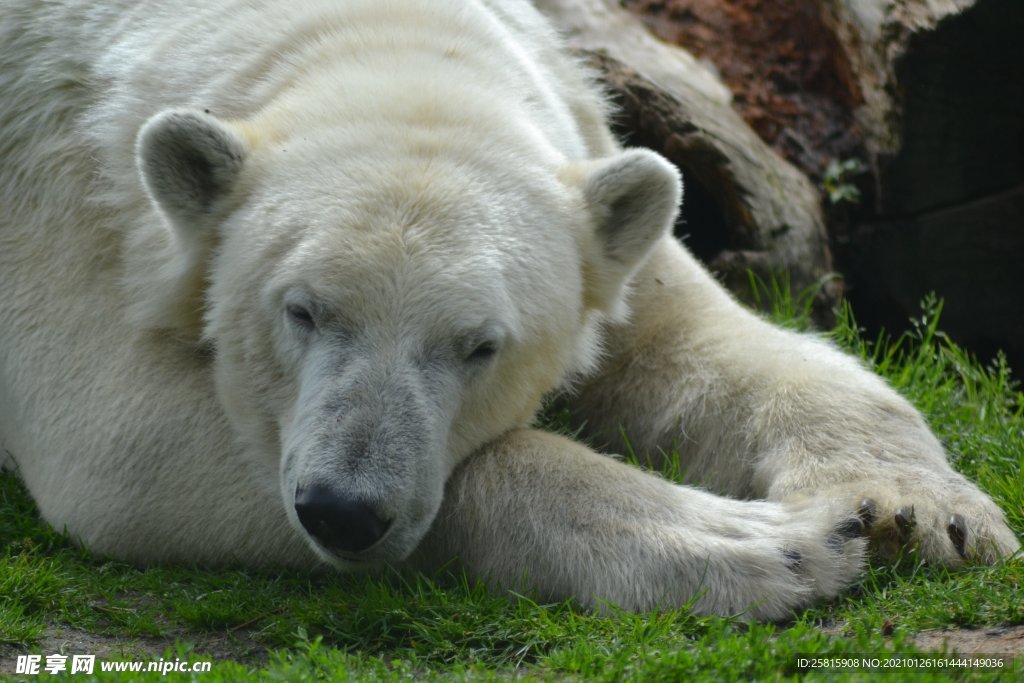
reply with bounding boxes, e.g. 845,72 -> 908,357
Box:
0,0 -> 1017,620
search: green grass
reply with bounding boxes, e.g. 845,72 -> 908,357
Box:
2,289 -> 1022,681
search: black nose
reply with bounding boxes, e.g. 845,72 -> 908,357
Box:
294,485 -> 392,553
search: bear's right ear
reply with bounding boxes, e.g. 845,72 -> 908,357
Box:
136,109 -> 249,228
129,110 -> 250,339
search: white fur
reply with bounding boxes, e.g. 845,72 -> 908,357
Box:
0,0 -> 1017,621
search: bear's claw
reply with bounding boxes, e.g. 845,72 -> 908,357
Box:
834,516 -> 866,539
894,506 -> 915,542
826,511 -> 870,553
856,498 -> 877,530
947,513 -> 968,559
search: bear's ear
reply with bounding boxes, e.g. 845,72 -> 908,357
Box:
577,148 -> 682,317
136,109 -> 249,229
129,110 -> 250,340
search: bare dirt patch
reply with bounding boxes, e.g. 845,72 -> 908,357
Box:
911,625 -> 1024,657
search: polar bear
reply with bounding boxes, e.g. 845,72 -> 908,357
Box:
0,0 -> 1017,621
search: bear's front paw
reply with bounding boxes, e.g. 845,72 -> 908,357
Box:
677,495 -> 870,621
865,491 -> 1019,564
791,473 -> 1020,565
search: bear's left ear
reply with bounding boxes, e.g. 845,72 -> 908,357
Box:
575,148 -> 682,317
137,109 -> 249,228
128,110 -> 250,339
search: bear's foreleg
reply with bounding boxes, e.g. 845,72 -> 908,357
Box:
411,428 -> 867,619
571,237 -> 1020,564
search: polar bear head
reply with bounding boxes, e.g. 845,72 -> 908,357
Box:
133,109 -> 680,566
